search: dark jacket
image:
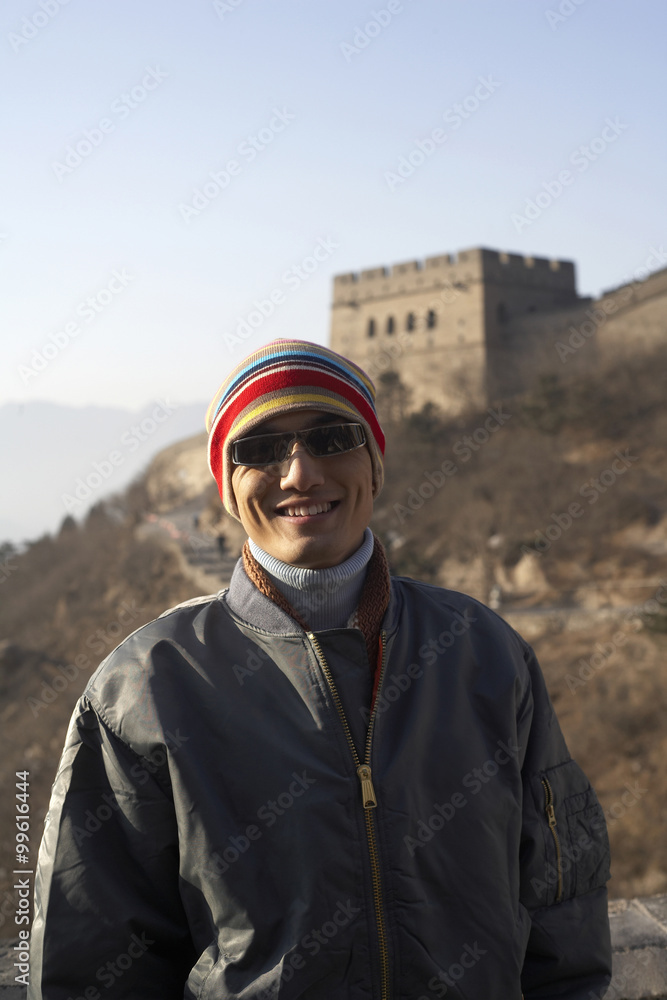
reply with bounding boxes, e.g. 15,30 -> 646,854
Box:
29,561 -> 612,999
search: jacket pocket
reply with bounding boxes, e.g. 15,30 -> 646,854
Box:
540,774 -> 565,902
533,760 -> 610,906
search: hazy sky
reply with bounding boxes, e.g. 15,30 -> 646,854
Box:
2,0 -> 665,412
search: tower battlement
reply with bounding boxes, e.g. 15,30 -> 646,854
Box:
330,245 -> 584,415
333,247 -> 576,306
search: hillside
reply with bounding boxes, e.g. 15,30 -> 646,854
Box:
0,346 -> 666,929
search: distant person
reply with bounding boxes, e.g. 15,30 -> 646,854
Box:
30,340 -> 612,999
217,533 -> 226,556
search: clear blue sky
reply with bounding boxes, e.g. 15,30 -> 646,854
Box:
2,0 -> 665,412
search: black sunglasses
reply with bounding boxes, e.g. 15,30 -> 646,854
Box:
232,422 -> 366,467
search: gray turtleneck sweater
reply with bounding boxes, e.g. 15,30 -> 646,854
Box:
247,528 -> 374,631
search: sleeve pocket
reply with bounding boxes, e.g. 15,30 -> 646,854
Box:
530,759 -> 611,906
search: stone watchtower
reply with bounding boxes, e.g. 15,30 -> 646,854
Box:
330,247 -> 584,415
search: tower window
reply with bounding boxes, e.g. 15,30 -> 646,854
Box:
406,312 -> 415,331
497,303 -> 507,323
426,309 -> 437,329
367,318 -> 376,338
386,316 -> 395,334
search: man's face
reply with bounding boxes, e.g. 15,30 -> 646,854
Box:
231,409 -> 374,568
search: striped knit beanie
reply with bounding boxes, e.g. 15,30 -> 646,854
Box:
206,339 -> 385,519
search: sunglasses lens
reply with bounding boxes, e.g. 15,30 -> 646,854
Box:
233,432 -> 292,466
304,423 -> 365,456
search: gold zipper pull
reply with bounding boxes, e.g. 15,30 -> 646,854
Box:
546,803 -> 557,828
357,765 -> 378,809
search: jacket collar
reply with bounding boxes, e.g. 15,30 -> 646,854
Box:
222,554 -> 401,638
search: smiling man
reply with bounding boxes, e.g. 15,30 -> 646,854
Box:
230,410 -> 374,569
30,339 -> 611,1000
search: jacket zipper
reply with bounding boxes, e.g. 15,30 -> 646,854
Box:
541,777 -> 563,903
309,630 -> 390,1000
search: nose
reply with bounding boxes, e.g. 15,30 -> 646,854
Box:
278,440 -> 326,492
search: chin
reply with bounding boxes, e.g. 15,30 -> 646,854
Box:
275,537 -> 345,570
283,546 -> 338,570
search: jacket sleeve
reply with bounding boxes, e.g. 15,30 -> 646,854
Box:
29,696 -> 198,999
518,644 -> 612,1000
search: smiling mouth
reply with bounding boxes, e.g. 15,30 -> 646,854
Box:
278,500 -> 339,518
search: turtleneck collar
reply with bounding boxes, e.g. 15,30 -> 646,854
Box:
247,528 -> 374,631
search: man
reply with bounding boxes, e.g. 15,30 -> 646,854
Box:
30,339 -> 612,999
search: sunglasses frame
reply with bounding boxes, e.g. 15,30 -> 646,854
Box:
231,422 -> 367,468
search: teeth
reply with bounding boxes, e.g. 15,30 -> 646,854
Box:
283,501 -> 333,517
